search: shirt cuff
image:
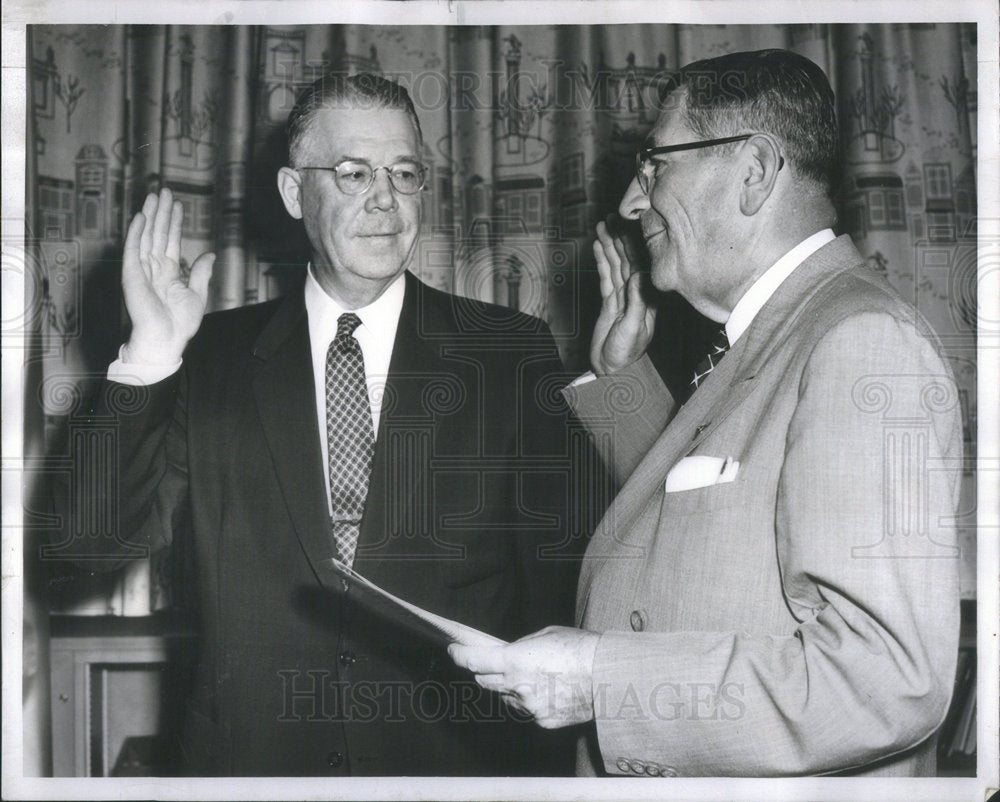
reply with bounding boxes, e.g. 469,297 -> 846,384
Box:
568,371 -> 598,388
107,345 -> 181,386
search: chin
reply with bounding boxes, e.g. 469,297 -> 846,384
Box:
346,241 -> 405,267
362,235 -> 415,259
649,263 -> 676,293
354,261 -> 409,281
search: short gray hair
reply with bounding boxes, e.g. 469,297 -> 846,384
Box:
286,72 -> 423,166
666,49 -> 838,196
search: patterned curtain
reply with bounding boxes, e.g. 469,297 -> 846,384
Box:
27,22 -> 977,610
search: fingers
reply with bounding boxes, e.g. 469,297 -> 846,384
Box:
611,229 -> 629,280
643,304 -> 658,334
592,238 -> 614,300
447,643 -> 505,675
188,252 -> 216,305
603,215 -> 631,275
130,188 -> 187,288
123,211 -> 147,280
499,693 -> 532,718
518,625 -> 560,642
137,193 -> 158,264
151,187 -> 174,256
623,273 -> 656,337
594,219 -> 625,296
471,676 -> 533,721
449,645 -> 520,708
623,272 -> 653,329
474,673 -> 508,694
165,200 -> 183,264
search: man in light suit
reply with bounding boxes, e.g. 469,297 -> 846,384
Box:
56,73 -> 590,775
450,49 -> 963,777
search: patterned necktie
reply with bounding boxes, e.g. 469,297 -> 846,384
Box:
325,312 -> 375,566
689,326 -> 730,394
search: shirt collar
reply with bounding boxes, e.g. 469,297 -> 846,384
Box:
304,265 -> 406,351
725,228 -> 835,345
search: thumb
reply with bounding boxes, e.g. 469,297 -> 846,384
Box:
189,252 -> 215,304
448,643 -> 505,673
519,625 -> 560,642
623,271 -> 649,327
448,643 -> 472,668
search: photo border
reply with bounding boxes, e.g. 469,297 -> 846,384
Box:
3,2 -> 997,800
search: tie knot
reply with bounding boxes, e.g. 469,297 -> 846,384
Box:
336,312 -> 363,342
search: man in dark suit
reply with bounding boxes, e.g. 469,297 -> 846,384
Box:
61,73 -> 590,776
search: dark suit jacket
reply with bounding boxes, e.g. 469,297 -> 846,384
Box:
62,271 -> 592,776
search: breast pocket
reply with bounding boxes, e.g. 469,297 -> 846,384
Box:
661,474 -> 748,515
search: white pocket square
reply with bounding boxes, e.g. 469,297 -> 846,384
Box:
664,455 -> 740,493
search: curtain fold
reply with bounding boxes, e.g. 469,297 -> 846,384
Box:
217,25 -> 256,310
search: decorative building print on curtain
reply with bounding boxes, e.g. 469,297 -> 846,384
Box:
27,23 -> 979,618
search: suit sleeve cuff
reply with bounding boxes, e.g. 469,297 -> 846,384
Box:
561,356 -> 667,416
590,631 -> 685,778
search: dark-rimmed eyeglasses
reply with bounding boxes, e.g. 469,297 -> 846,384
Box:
297,160 -> 427,195
635,135 -> 783,194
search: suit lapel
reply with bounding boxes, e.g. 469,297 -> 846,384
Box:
580,236 -> 863,600
250,290 -> 335,586
671,235 -> 863,456
733,235 -> 862,377
684,236 -> 863,451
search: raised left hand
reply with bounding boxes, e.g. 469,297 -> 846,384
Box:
448,626 -> 600,729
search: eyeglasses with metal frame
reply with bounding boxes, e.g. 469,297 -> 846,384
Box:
297,160 -> 427,195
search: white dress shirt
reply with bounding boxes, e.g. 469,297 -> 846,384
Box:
570,228 -> 836,387
108,267 -> 407,508
724,228 -> 834,345
304,267 -> 404,492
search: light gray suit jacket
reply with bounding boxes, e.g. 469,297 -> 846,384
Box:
564,235 -> 962,777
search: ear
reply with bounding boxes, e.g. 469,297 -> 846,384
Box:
738,134 -> 783,216
276,167 -> 304,220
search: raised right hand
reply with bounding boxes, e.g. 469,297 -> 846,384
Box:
589,216 -> 656,376
121,188 -> 215,365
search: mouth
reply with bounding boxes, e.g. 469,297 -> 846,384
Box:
357,231 -> 402,238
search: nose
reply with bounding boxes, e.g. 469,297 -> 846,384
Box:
365,167 -> 398,212
618,175 -> 649,220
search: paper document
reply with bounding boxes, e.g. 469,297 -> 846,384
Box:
321,558 -> 507,648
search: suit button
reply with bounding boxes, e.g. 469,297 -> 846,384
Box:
661,765 -> 678,777
645,764 -> 661,776
629,610 -> 647,631
630,760 -> 645,774
339,651 -> 357,666
616,758 -> 630,773
326,751 -> 344,768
